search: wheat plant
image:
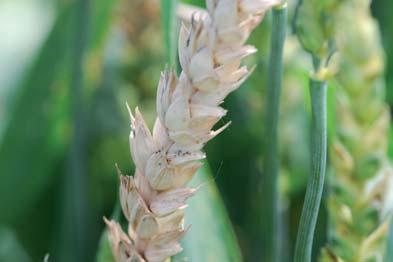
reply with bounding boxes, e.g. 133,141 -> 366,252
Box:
320,0 -> 393,260
260,3 -> 287,262
104,0 -> 280,261
293,0 -> 339,260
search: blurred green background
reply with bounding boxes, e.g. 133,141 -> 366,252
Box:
0,0 -> 392,261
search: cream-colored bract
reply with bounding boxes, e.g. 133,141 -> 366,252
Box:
105,0 -> 280,261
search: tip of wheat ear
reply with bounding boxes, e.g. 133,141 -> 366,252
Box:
105,0 -> 280,261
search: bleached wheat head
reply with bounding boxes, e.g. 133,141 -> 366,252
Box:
105,0 -> 280,261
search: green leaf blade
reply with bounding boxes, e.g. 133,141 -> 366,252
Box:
174,164 -> 242,262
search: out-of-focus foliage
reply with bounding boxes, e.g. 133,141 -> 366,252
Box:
0,0 -> 127,259
0,4 -> 73,224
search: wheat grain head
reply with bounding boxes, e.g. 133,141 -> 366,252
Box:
104,1 -> 280,261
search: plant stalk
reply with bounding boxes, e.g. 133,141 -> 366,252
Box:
59,0 -> 90,261
294,78 -> 327,262
386,218 -> 393,261
261,3 -> 287,262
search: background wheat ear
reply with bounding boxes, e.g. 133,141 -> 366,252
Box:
104,0 -> 280,261
319,0 -> 393,260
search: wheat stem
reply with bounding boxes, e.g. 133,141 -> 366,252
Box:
386,219 -> 393,260
260,3 -> 287,262
293,0 -> 335,259
60,0 -> 90,261
161,0 -> 178,67
294,77 -> 327,262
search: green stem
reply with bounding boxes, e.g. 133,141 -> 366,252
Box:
260,3 -> 287,262
386,218 -> 393,261
59,0 -> 90,261
294,78 -> 327,262
161,0 -> 178,67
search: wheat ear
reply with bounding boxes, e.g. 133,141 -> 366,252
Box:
104,0 -> 279,261
320,0 -> 393,260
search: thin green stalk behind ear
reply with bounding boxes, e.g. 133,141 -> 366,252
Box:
60,0 -> 90,261
294,77 -> 327,262
385,218 -> 393,261
260,3 -> 287,262
161,0 -> 178,67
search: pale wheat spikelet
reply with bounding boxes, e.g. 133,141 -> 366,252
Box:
104,1 -> 279,261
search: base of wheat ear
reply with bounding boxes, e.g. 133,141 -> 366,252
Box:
104,0 -> 279,261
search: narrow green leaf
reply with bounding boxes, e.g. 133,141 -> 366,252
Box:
174,164 -> 242,262
161,0 -> 178,67
57,0 -> 91,261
